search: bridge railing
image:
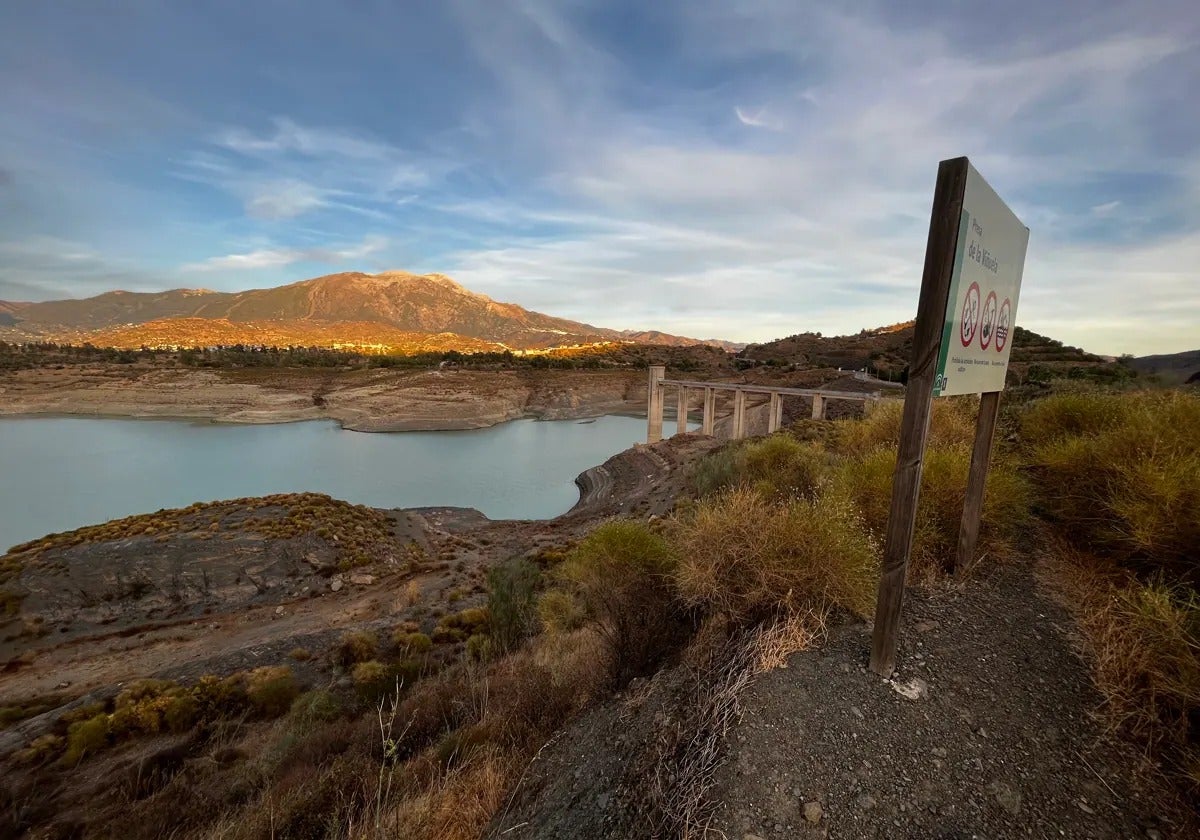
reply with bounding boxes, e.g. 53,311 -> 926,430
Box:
646,365 -> 882,443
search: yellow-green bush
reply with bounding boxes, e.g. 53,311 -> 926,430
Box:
1023,390 -> 1200,571
64,713 -> 109,764
556,520 -> 679,685
835,397 -> 977,456
537,590 -> 585,634
831,444 -> 1029,581
671,488 -> 879,621
245,666 -> 299,717
394,631 -> 433,655
352,660 -> 394,698
690,434 -> 831,500
335,630 -> 378,667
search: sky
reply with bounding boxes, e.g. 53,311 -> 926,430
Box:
1,1 -> 1197,355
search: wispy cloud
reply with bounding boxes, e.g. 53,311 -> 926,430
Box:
734,106 -> 779,130
182,235 -> 388,272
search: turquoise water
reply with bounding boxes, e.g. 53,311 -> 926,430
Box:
0,415 -> 662,550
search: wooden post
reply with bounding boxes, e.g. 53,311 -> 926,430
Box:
702,387 -> 715,436
768,392 -> 783,433
869,157 -> 969,677
676,386 -> 689,437
954,390 -> 1001,573
647,365 -> 665,443
732,389 -> 746,439
811,394 -> 826,420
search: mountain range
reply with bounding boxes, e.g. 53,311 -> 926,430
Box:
0,271 -> 741,353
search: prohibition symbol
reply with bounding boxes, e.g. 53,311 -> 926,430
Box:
994,298 -> 1011,352
979,291 -> 998,349
959,281 -> 981,347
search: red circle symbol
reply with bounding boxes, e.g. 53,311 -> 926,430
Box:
994,298 -> 1011,352
979,291 -> 998,349
959,282 -> 981,347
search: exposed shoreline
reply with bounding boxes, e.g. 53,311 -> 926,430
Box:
0,365 -> 649,433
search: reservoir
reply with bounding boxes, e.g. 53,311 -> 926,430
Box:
0,414 -> 667,550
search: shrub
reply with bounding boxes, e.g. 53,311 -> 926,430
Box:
245,666 -> 299,717
64,713 -> 109,764
14,733 -> 64,765
288,647 -> 312,661
1023,390 -> 1200,574
537,590 -> 585,634
394,631 -> 433,656
352,660 -> 395,700
335,630 -> 378,667
690,435 -> 831,501
290,690 -> 343,725
1043,546 -> 1200,787
466,633 -> 494,662
831,444 -> 1029,581
487,558 -> 540,653
836,397 -> 977,456
672,488 -> 879,622
556,520 -> 680,685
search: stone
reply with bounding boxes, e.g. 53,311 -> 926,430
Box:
349,573 -> 377,586
330,578 -> 343,592
743,835 -> 766,840
987,781 -> 1022,816
891,677 -> 930,701
856,794 -> 878,810
274,606 -> 284,616
803,802 -> 823,824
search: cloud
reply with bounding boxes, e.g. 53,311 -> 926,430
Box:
182,235 -> 388,272
1090,200 -> 1121,216
243,180 -> 328,219
734,106 -> 779,130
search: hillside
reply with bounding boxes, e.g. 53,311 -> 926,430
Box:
0,272 -> 738,353
741,323 -> 1115,384
1129,349 -> 1200,384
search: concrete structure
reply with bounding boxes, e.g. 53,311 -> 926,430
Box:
646,368 -> 883,443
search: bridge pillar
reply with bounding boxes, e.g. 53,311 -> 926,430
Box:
768,392 -> 783,433
676,386 -> 689,436
702,387 -> 715,436
647,365 -> 666,443
811,394 -> 826,420
732,389 -> 747,439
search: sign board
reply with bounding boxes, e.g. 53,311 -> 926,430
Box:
932,163 -> 1029,396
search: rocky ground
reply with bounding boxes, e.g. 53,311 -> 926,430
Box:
490,562 -> 1194,839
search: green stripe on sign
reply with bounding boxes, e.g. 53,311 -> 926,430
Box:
934,209 -> 971,396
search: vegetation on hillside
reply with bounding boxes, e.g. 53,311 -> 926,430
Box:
2,380 -> 1196,839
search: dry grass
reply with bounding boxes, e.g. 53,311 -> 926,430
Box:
1023,390 -> 1200,574
834,395 -> 978,456
671,488 -> 879,622
691,434 -> 832,500
831,443 -> 1031,581
1040,542 -> 1200,793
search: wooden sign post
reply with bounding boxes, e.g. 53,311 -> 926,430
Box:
869,157 -> 1029,677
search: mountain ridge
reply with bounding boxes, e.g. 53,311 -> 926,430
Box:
0,271 -> 743,352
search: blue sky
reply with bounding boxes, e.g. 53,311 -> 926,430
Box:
1,1 -> 1197,355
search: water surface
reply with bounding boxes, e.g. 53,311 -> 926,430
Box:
0,415 -> 665,549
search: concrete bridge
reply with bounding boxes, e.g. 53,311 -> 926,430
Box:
646,365 -> 882,443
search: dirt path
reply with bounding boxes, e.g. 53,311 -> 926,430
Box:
707,564 -> 1184,839
491,564 -> 1190,839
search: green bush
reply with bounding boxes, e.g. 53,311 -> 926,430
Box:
290,690 -> 343,724
487,558 -> 541,653
672,488 -> 879,621
352,660 -> 394,700
690,435 -> 831,500
556,520 -> 680,685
